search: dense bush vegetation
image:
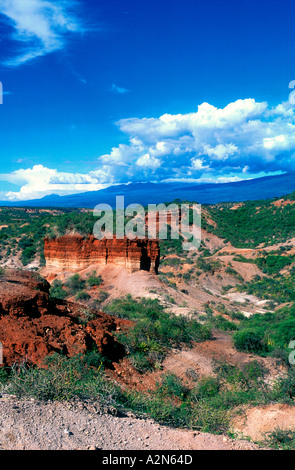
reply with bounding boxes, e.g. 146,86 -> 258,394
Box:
206,193 -> 295,248
236,273 -> 295,303
255,254 -> 294,275
105,296 -> 211,372
86,271 -> 103,287
232,304 -> 295,358
65,274 -> 86,295
49,279 -> 68,300
49,273 -> 104,302
0,207 -> 93,266
233,329 -> 267,354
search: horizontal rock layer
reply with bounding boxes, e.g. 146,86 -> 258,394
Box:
44,235 -> 160,273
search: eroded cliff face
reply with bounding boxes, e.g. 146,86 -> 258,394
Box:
44,235 -> 160,274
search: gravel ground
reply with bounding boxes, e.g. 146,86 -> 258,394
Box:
0,394 -> 260,451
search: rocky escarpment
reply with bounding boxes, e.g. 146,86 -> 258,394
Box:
0,270 -> 127,366
44,235 -> 160,274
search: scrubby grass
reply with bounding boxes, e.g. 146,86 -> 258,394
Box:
2,352 -> 295,438
49,279 -> 68,300
262,428 -> 295,450
5,353 -> 114,402
75,290 -> 91,301
112,362 -> 274,434
86,271 -> 103,288
65,274 -> 86,295
232,304 -> 295,358
236,274 -> 295,304
118,386 -> 230,433
202,313 -> 238,332
105,295 -> 211,372
207,192 -> 295,248
49,273 -> 104,303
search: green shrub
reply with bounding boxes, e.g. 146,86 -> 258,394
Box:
83,349 -> 112,369
194,377 -> 220,398
225,266 -> 238,276
270,319 -> 295,350
233,329 -> 267,354
78,308 -> 97,325
87,271 -> 103,288
75,290 -> 91,301
21,246 -> 36,266
275,370 -> 295,400
157,373 -> 190,399
129,352 -> 155,373
264,428 -> 295,450
233,305 -> 295,356
241,361 -> 268,381
0,367 -> 10,384
187,401 -> 230,434
255,255 -> 294,275
97,291 -> 110,304
209,315 -> 238,331
49,280 -> 68,300
65,274 -> 86,295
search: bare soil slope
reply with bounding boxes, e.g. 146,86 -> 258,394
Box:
0,395 -> 261,450
233,404 -> 295,441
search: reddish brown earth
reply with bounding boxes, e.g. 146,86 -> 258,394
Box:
44,234 -> 160,274
233,404 -> 295,441
109,331 -> 287,393
0,270 -> 129,366
272,199 -> 295,207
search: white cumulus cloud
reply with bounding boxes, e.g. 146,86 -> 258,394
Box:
0,165 -> 109,200
98,97 -> 295,182
136,153 -> 161,169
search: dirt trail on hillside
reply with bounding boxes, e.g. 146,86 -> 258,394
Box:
0,395 -> 260,450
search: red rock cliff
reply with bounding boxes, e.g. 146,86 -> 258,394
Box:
44,235 -> 160,274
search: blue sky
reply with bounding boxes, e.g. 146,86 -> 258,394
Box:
0,0 -> 295,200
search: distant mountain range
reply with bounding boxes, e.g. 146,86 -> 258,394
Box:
1,172 -> 295,208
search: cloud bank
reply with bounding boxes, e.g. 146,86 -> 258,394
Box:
0,165 -> 108,201
1,97 -> 295,200
96,98 -> 295,184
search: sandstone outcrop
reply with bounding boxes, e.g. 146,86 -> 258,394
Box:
44,235 -> 160,273
0,270 -> 127,366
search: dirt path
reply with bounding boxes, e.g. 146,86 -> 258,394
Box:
0,395 -> 260,451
